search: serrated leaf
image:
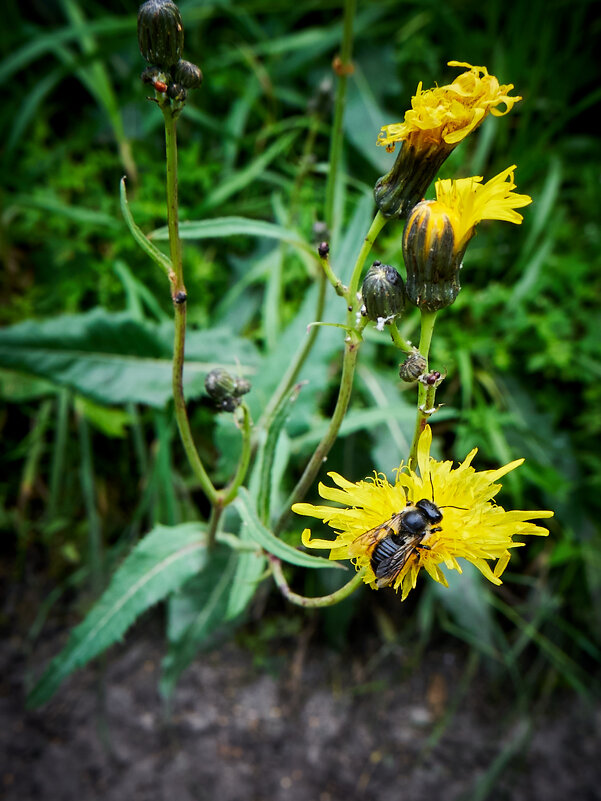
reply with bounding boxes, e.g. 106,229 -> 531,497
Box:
0,310 -> 259,408
27,523 -> 207,707
235,488 -> 343,570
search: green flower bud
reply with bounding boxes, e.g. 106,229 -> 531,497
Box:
204,369 -> 250,412
374,141 -> 454,220
399,350 -> 427,383
402,200 -> 468,311
172,59 -> 203,89
233,378 -> 251,397
361,261 -> 406,328
137,0 -> 184,69
205,368 -> 236,400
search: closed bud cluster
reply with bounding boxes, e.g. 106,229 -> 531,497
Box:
361,261 -> 406,329
402,200 -> 468,311
138,1 -> 203,101
205,369 -> 251,413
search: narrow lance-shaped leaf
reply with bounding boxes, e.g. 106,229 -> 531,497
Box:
28,524 -> 207,708
235,488 -> 345,570
120,177 -> 173,278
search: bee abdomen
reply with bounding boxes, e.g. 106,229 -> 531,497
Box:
371,536 -> 401,569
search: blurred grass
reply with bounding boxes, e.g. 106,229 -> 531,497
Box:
1,0 -> 600,716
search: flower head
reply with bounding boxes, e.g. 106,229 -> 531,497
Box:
293,426 -> 552,600
402,166 -> 532,310
432,165 -> 532,251
373,62 -> 521,219
377,62 -> 521,153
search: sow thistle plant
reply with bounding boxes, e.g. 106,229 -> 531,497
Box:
28,0 -> 552,706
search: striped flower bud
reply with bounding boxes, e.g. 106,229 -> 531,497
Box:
173,59 -> 203,89
402,200 -> 467,311
399,350 -> 427,383
361,261 -> 406,328
137,0 -> 184,68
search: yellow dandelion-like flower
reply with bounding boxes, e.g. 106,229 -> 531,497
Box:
373,62 -> 522,219
433,165 -> 532,251
292,426 -> 552,601
402,166 -> 532,310
377,61 -> 521,152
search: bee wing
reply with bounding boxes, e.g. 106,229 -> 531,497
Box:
374,534 -> 423,588
349,513 -> 405,556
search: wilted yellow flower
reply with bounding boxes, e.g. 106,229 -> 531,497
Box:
402,166 -> 531,310
377,61 -> 521,152
293,426 -> 552,600
374,62 -> 521,219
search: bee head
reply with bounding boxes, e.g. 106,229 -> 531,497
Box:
415,498 -> 443,525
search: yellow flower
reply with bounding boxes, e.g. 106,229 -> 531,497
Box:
402,166 -> 532,310
433,165 -> 532,251
373,62 -> 521,219
377,61 -> 521,153
293,426 -> 552,600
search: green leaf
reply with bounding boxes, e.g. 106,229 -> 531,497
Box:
28,523 -> 208,707
120,178 -> 173,278
253,381 -> 303,523
160,547 -> 238,698
235,488 -> 343,570
150,215 -> 313,256
74,395 -> 131,438
0,369 -> 57,402
0,310 -> 259,408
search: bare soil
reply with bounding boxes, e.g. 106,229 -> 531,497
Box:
2,601 -> 601,801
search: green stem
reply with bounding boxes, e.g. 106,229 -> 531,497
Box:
222,403 -> 253,505
162,103 -> 217,504
318,247 -> 347,298
408,309 -> 438,467
389,320 -> 413,352
269,556 -> 366,607
347,211 -> 388,303
325,0 -> 357,233
258,0 -> 357,437
275,328 -> 361,534
163,105 -> 184,294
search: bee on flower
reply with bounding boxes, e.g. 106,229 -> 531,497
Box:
374,62 -> 522,219
293,427 -> 552,601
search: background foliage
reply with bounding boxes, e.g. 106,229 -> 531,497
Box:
2,0 -> 601,709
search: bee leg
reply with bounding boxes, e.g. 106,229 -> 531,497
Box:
415,543 -> 431,551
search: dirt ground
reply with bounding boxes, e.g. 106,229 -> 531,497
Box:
2,599 -> 601,801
